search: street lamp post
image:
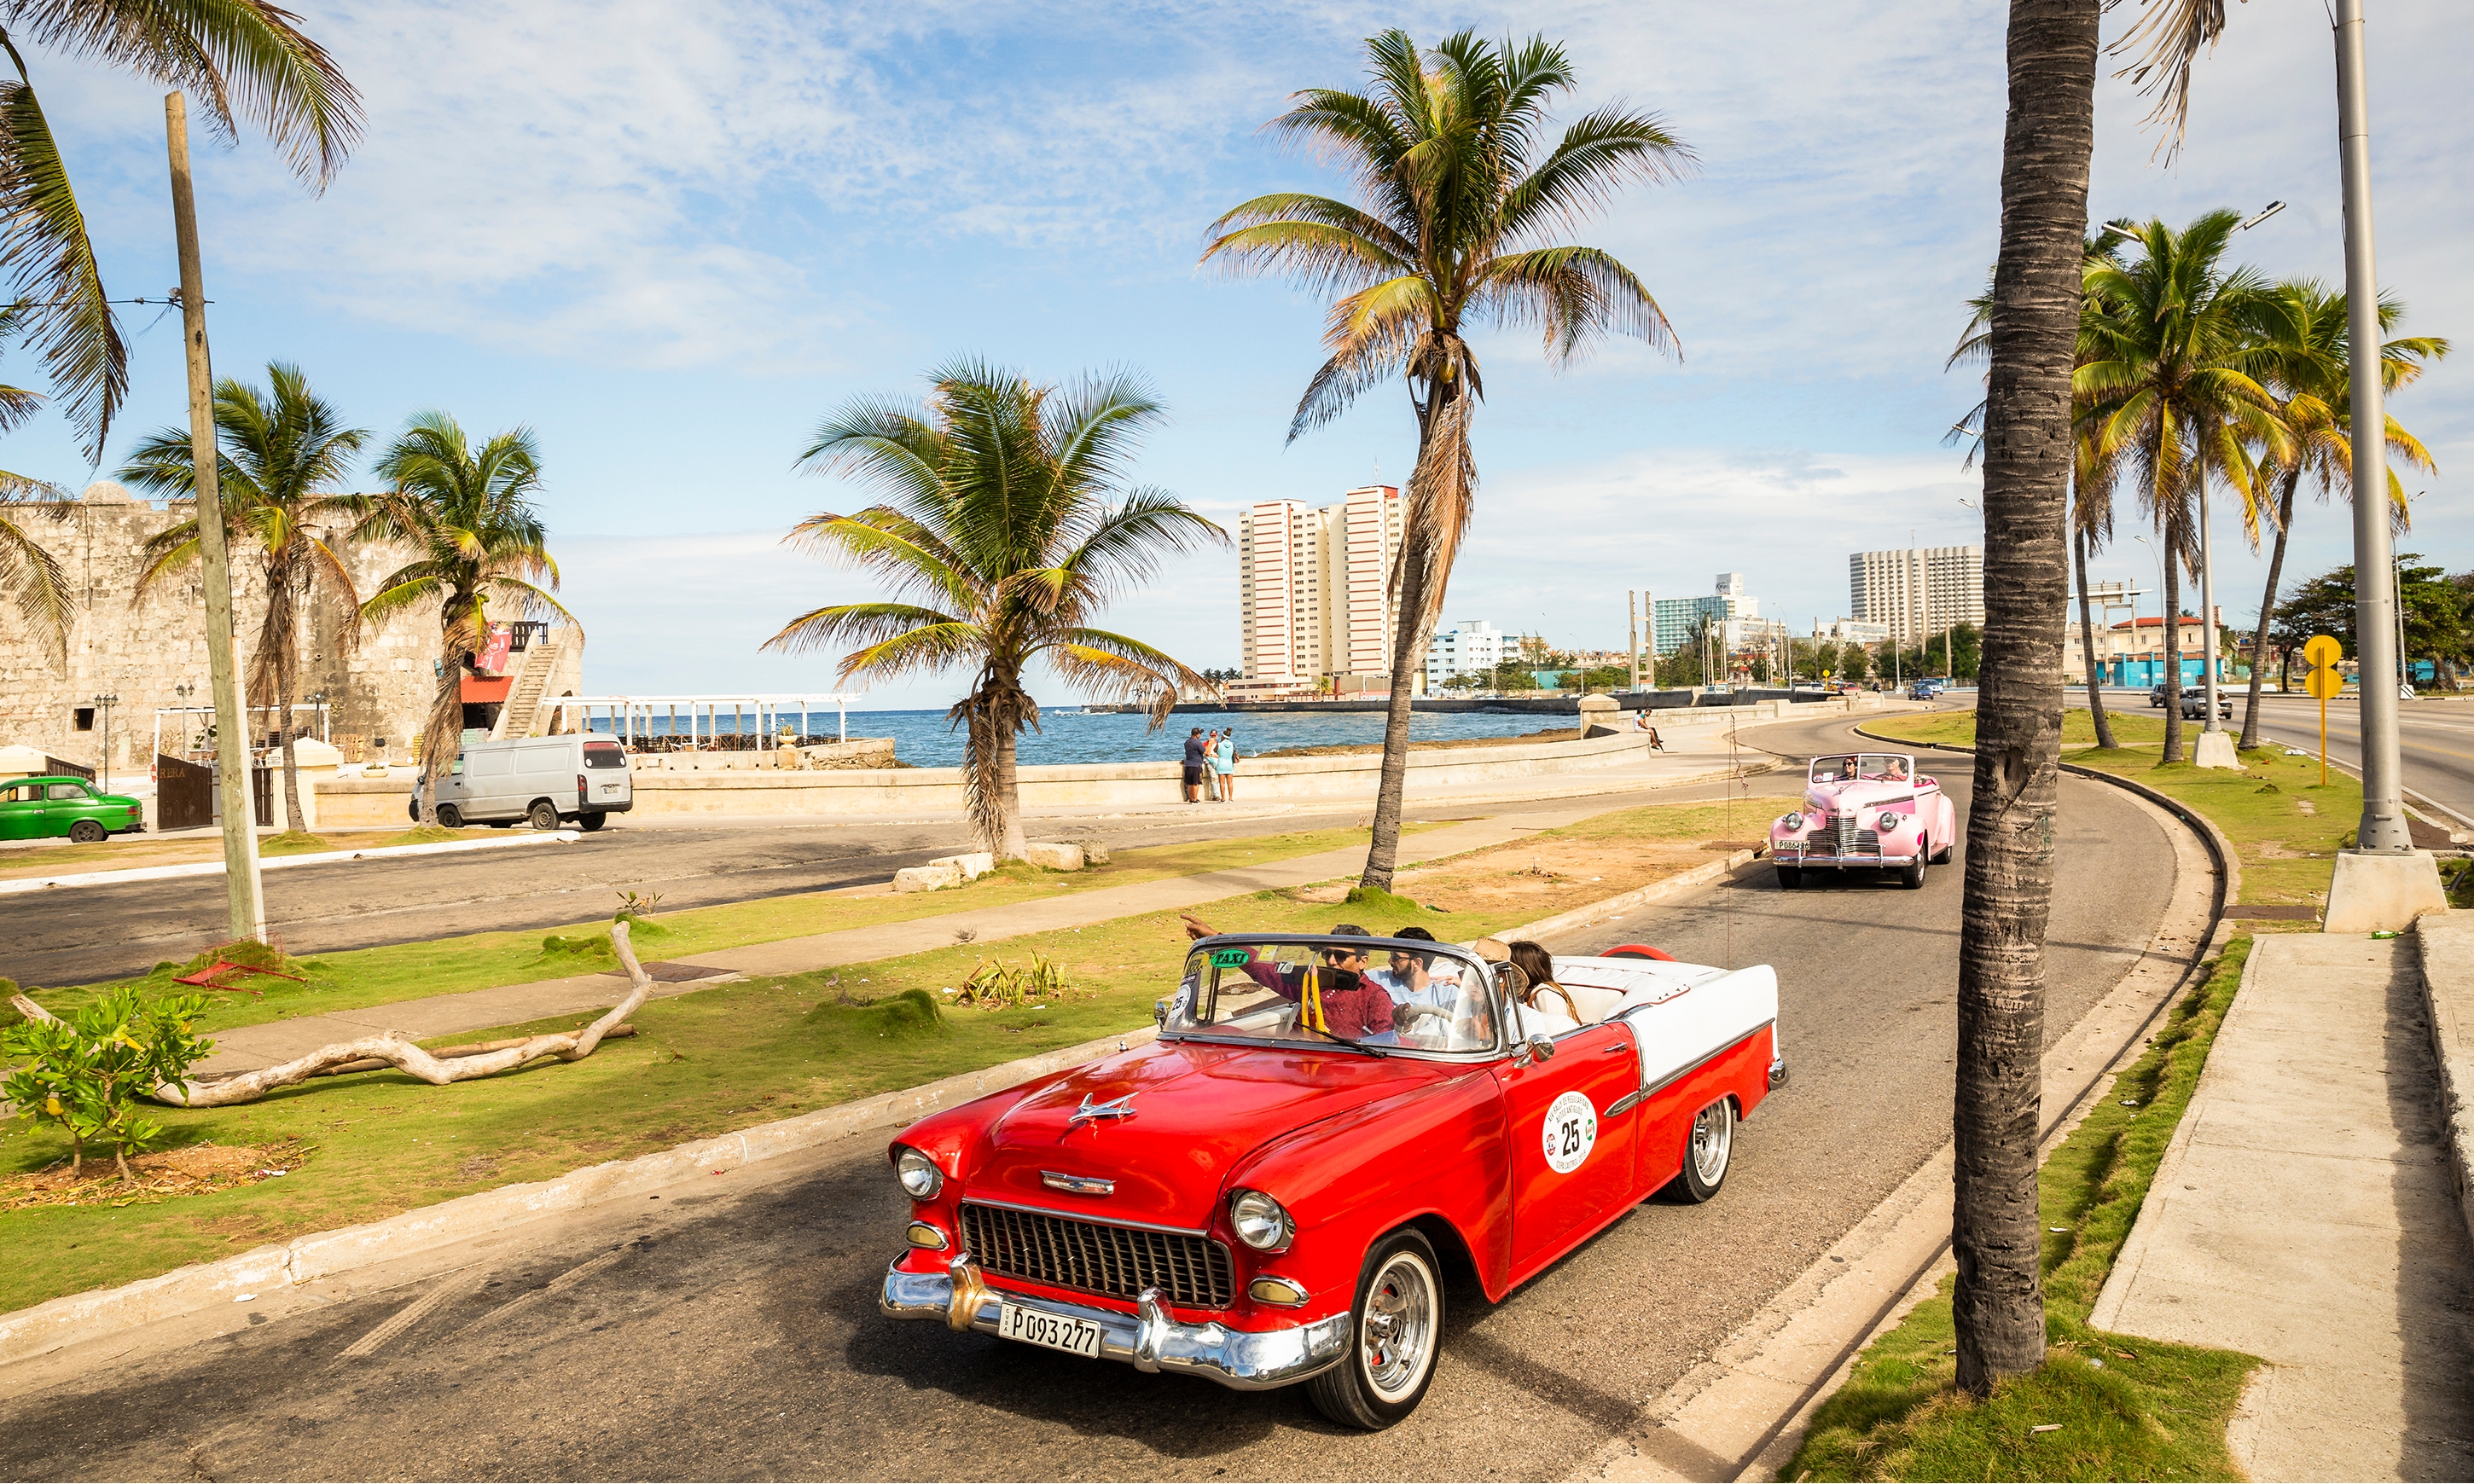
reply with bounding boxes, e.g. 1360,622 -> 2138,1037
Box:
2321,0 -> 2443,931
91,693 -> 118,793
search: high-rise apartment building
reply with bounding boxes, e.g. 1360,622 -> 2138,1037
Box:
1426,619 -> 1506,681
1651,573 -> 1762,655
1235,484 -> 1403,694
1849,546 -> 1984,644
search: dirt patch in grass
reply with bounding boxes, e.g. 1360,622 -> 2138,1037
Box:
3,1139 -> 312,1212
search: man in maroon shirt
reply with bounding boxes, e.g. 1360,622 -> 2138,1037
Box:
1179,917 -> 1399,1041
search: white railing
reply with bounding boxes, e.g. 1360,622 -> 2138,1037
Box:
545,694 -> 868,750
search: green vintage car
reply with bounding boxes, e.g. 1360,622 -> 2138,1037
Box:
0,775 -> 145,843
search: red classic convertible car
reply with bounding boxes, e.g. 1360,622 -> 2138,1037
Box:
880,931 -> 1784,1428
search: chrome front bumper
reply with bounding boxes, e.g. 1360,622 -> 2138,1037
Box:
880,1259 -> 1350,1392
1774,848 -> 1918,867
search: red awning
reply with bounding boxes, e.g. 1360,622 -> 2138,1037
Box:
461,676 -> 512,704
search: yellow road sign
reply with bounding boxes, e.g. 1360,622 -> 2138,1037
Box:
2304,664 -> 2345,701
2303,634 -> 2343,670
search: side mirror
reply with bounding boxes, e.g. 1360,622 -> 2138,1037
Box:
1153,998 -> 1171,1028
1526,1034 -> 1557,1063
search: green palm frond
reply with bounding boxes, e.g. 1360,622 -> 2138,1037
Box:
0,73 -> 124,458
0,490 -> 73,658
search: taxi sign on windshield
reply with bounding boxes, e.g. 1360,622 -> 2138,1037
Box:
1209,948 -> 1252,967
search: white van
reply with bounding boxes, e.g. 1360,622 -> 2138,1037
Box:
411,735 -> 634,831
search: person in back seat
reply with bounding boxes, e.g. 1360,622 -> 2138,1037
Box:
1507,940 -> 1583,1035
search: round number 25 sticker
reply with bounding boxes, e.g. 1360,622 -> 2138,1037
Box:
1542,1090 -> 1599,1174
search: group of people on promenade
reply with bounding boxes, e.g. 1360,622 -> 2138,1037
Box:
1180,726 -> 1240,803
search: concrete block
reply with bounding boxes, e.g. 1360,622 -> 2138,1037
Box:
1075,839 -> 1112,866
1020,841 -> 1085,872
928,851 -> 994,881
2322,849 -> 2451,934
2192,730 -> 2239,768
893,864 -> 961,893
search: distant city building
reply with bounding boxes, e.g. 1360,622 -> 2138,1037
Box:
1426,619 -> 1507,682
1652,573 -> 1762,655
2065,611 -> 2227,686
1235,484 -> 1404,696
1849,546 -> 1984,644
1828,617 -> 1892,646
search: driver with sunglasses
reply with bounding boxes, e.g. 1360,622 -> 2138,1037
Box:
1179,917 -> 1400,1041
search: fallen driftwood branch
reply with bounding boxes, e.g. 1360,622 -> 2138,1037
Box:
310,1025 -> 636,1078
10,923 -> 659,1109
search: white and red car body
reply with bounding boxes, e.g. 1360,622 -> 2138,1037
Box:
1767,752 -> 1956,887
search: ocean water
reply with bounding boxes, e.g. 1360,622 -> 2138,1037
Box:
585,705 -> 1581,768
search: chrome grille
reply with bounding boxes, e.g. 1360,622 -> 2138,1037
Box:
961,1203 -> 1234,1308
1834,812 -> 1856,853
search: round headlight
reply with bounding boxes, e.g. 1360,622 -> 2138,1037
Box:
1782,811 -> 1803,831
1229,1189 -> 1292,1250
1878,813 -> 1902,832
895,1146 -> 944,1199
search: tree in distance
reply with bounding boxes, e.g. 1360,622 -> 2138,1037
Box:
1203,28 -> 1690,891
0,0 -> 359,461
2233,281 -> 2444,745
766,361 -> 1222,861
355,414 -> 572,826
121,362 -> 371,830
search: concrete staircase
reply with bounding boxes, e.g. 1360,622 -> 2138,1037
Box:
489,638 -> 563,739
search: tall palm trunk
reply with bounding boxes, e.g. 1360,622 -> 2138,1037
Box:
2074,526 -> 2117,748
2239,472 -> 2299,749
2159,550 -> 2184,762
1360,371 -> 1466,894
1954,0 -> 2095,1397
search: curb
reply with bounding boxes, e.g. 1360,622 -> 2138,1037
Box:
0,1023 -> 1161,1373
0,829 -> 582,896
2416,915 -> 2474,1255
1850,722 -> 2242,911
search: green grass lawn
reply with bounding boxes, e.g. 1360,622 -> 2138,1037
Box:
4,822 -> 1438,1036
1863,712 -> 2357,909
1787,940 -> 2261,1481
0,802 -> 1736,1313
1865,707 -> 2169,751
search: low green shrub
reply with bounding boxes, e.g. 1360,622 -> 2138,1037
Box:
2,988 -> 213,1180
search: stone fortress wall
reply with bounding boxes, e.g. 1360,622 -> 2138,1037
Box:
2,481 -> 468,774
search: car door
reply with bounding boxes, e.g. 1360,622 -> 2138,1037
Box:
44,781 -> 96,834
0,781 -> 44,838
1494,1015 -> 1642,1274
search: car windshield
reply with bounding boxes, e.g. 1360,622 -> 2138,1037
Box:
1166,936 -> 1499,1057
1809,753 -> 1913,785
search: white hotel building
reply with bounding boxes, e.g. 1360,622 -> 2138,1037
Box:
1232,485 -> 1406,699
1849,546 -> 1986,646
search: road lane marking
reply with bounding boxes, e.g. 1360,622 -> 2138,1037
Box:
443,1245 -> 634,1342
338,1276 -> 467,1359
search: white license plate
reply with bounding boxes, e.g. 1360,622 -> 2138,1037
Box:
997,1301 -> 1105,1359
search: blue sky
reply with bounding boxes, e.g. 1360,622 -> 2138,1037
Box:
15,0 -> 2468,709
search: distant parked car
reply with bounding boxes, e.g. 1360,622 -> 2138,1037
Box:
1907,681 -> 1943,701
2149,684 -> 2171,708
410,735 -> 634,831
0,775 -> 143,843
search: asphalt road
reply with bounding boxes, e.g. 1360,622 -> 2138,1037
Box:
2216,690 -> 2474,830
0,711 -> 2185,1481
4,795 -> 1599,989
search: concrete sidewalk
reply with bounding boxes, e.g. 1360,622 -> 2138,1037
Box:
190,771 -> 1755,1075
2089,931 -> 2474,1481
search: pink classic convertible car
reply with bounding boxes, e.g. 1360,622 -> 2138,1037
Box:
1768,752 -> 1957,890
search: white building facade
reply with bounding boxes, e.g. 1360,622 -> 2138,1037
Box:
1849,546 -> 1985,645
1234,484 -> 1404,697
1425,619 -> 1506,682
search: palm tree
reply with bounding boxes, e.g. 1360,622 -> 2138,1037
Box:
121,362 -> 369,830
0,300 -> 70,657
1203,29 -> 1689,891
0,4 -> 359,460
1955,0 -> 2236,1396
356,414 -> 571,826
2233,281 -> 2445,749
764,361 -> 1222,861
2076,211 -> 2290,764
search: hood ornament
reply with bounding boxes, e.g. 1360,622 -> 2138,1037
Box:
1042,1170 -> 1116,1196
1068,1093 -> 1137,1127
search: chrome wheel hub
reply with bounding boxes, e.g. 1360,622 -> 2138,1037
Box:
1360,1253 -> 1436,1403
1692,1102 -> 1733,1185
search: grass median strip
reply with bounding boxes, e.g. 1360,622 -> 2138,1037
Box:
0,801 -> 1740,1314
1786,939 -> 2260,1481
3,823 -> 1443,1035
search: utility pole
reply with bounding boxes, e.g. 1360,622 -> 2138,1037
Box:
2198,465 -> 2221,731
166,91 -> 264,942
1629,590 -> 1641,693
2321,0 -> 2444,931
